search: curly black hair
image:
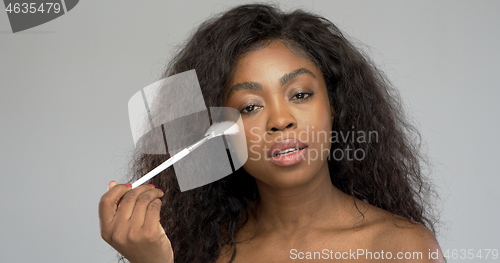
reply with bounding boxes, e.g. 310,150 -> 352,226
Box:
126,4 -> 438,263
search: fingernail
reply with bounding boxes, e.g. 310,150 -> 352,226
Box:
149,184 -> 155,187
107,181 -> 117,191
125,183 -> 132,187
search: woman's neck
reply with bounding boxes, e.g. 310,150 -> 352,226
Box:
254,162 -> 349,236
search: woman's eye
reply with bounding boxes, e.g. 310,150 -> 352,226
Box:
240,104 -> 261,114
291,92 -> 313,100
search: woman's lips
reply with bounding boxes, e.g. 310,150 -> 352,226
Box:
269,148 -> 308,167
268,138 -> 308,167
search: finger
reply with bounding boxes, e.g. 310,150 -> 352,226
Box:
143,197 -> 163,231
113,184 -> 157,224
107,181 -> 120,207
99,183 -> 132,228
129,187 -> 164,227
108,181 -> 119,191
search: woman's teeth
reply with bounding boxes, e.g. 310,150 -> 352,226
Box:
273,148 -> 302,157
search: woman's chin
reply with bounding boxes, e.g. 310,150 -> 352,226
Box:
243,152 -> 329,190
252,168 -> 318,190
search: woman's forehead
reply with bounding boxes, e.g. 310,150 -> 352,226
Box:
232,41 -> 321,81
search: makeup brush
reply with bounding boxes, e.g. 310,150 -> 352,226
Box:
131,121 -> 239,189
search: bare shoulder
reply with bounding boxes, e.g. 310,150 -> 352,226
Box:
361,203 -> 444,262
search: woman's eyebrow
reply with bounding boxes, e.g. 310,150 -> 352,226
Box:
226,68 -> 315,100
280,68 -> 316,86
226,82 -> 263,100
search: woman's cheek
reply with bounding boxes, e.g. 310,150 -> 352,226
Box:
247,125 -> 262,143
248,144 -> 262,161
306,125 -> 332,163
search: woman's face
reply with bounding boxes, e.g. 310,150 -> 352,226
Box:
223,40 -> 334,189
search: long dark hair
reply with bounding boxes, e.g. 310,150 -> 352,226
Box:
127,4 -> 438,263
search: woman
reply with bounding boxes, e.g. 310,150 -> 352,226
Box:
99,4 -> 442,263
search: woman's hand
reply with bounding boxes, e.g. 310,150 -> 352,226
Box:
99,181 -> 174,263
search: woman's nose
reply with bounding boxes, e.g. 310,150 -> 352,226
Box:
266,103 -> 297,133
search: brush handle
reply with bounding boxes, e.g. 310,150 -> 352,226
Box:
131,148 -> 190,189
130,135 -> 211,189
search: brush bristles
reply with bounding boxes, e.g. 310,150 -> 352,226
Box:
204,121 -> 240,137
223,123 -> 239,135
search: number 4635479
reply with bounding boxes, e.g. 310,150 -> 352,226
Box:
5,2 -> 62,14
443,249 -> 498,260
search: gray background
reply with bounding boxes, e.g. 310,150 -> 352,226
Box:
1,0 -> 498,262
